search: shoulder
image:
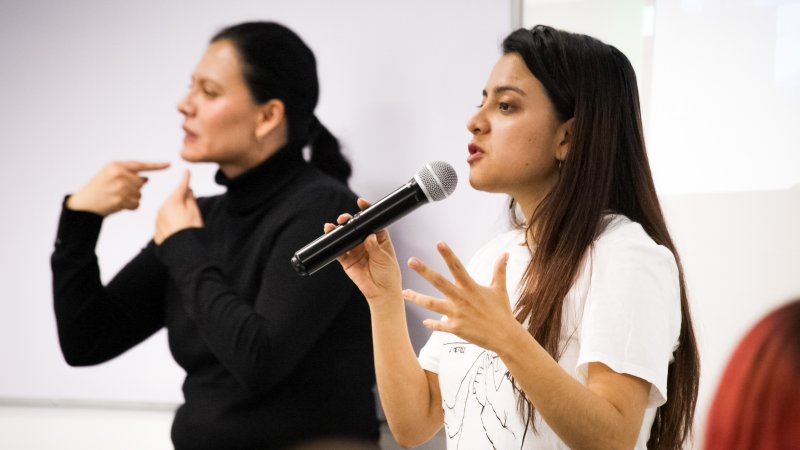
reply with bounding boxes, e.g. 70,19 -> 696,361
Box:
284,167 -> 360,216
583,215 -> 681,317
464,228 -> 527,286
475,228 -> 525,256
591,215 -> 677,274
468,228 -> 525,265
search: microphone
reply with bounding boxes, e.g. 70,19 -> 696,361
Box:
291,161 -> 458,276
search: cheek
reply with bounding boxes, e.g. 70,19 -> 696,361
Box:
205,105 -> 244,132
495,124 -> 541,162
203,105 -> 255,145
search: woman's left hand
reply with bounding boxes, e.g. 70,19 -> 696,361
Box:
404,242 -> 517,352
154,169 -> 203,245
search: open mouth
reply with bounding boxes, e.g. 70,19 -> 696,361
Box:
467,143 -> 484,162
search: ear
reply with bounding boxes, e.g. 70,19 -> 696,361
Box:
555,117 -> 574,162
254,99 -> 286,141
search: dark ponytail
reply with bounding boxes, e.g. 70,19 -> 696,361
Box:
211,22 -> 352,183
308,116 -> 351,183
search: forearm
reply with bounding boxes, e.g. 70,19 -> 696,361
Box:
52,206 -> 165,364
497,324 -> 641,450
369,298 -> 442,446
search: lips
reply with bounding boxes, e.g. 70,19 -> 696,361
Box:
182,125 -> 198,144
467,143 -> 485,163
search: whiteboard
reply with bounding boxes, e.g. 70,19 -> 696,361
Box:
0,0 -> 512,404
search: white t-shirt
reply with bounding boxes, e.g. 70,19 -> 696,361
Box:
418,215 -> 682,449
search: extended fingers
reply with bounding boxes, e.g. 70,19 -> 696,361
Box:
121,160 -> 171,173
170,170 -> 190,197
180,169 -> 191,192
403,289 -> 450,316
408,257 -> 459,299
421,318 -> 450,333
490,252 -> 509,291
435,241 -> 475,288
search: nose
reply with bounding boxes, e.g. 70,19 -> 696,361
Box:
466,106 -> 488,135
177,91 -> 195,117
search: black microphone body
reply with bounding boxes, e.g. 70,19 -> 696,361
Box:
291,179 -> 427,276
291,161 -> 458,276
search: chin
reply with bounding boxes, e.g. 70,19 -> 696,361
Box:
180,147 -> 206,163
468,173 -> 505,195
468,172 -> 490,192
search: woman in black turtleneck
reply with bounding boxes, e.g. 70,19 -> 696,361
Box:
51,22 -> 378,449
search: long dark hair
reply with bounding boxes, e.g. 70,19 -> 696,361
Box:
503,25 -> 699,449
211,22 -> 351,183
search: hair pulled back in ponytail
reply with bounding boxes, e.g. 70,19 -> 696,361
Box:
211,22 -> 351,183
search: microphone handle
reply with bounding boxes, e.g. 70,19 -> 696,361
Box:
291,179 -> 428,276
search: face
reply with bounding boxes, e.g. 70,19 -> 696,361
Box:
466,53 -> 568,214
177,40 -> 263,172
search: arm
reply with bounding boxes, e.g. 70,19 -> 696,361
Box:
51,205 -> 168,366
367,287 -> 444,448
404,242 -> 651,450
498,327 -> 649,449
52,161 -> 170,365
325,201 -> 443,447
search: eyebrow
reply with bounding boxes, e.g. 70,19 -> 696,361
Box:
191,75 -> 222,87
482,85 -> 527,97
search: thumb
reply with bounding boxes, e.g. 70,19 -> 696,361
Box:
174,169 -> 190,199
490,252 -> 509,292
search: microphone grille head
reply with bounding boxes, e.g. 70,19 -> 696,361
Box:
416,161 -> 458,202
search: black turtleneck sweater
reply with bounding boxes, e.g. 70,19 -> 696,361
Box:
51,145 -> 379,449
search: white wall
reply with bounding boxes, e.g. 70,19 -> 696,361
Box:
662,187 -> 800,446
0,0 -> 510,448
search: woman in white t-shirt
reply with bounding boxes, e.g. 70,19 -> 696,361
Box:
326,25 -> 699,449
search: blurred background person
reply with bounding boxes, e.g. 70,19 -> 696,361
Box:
704,298 -> 800,450
51,22 -> 379,449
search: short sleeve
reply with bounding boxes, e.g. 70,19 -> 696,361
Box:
418,327 -> 450,373
575,225 -> 682,408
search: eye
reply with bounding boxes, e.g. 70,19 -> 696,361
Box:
499,102 -> 511,111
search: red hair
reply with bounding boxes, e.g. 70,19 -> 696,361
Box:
704,299 -> 800,449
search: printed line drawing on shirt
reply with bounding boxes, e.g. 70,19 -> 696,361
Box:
441,342 -> 528,449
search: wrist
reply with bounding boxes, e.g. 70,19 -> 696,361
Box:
66,193 -> 105,216
65,194 -> 84,212
367,293 -> 406,315
494,320 -> 532,360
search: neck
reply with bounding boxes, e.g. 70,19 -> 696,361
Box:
512,175 -> 559,244
219,131 -> 289,179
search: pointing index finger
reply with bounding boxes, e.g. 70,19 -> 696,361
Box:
121,161 -> 171,173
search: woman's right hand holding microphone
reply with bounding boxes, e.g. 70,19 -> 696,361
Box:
66,161 -> 170,216
324,198 -> 403,305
